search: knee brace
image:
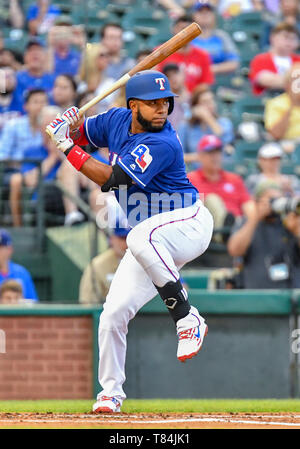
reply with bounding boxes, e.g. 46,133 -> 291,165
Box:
155,279 -> 190,323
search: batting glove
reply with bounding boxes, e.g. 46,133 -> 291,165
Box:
46,114 -> 74,153
61,106 -> 81,127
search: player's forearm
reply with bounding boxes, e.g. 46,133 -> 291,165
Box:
79,155 -> 113,186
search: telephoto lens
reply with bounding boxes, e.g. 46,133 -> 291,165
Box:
271,197 -> 300,215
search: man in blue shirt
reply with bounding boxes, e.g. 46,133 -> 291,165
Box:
192,2 -> 240,74
46,70 -> 213,413
26,0 -> 61,36
0,67 -> 23,136
0,89 -> 48,161
0,229 -> 38,300
46,18 -> 82,77
15,39 -> 55,109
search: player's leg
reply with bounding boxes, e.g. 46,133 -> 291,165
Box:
93,248 -> 157,412
126,201 -> 213,361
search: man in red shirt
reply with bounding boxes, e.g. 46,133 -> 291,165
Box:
249,22 -> 300,96
156,15 -> 214,93
188,135 -> 255,236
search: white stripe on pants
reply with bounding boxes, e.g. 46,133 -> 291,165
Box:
97,201 -> 213,401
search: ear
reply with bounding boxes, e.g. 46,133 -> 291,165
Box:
129,99 -> 138,112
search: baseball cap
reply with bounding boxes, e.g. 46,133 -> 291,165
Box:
0,229 -> 12,247
25,38 -> 45,51
258,143 -> 283,159
193,2 -> 215,12
197,135 -> 223,152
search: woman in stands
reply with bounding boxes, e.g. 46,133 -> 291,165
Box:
52,74 -> 77,111
178,87 -> 234,170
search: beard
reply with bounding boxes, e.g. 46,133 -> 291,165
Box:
137,109 -> 166,133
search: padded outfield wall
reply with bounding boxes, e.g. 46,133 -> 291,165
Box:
0,290 -> 299,399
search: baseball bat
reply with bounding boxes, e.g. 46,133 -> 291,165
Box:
78,22 -> 202,115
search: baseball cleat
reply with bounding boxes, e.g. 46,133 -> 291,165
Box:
92,396 -> 121,413
177,317 -> 208,363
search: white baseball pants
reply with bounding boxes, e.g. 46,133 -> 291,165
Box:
97,200 -> 213,402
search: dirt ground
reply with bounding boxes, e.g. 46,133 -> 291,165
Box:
1,412 -> 300,429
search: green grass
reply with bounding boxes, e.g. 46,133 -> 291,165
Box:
1,399 -> 300,414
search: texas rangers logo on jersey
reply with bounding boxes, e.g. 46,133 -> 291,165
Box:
155,77 -> 166,90
131,144 -> 153,172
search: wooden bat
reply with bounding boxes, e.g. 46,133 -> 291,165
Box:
79,22 -> 202,115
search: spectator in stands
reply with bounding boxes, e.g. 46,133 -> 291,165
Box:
79,225 -> 130,304
178,88 -> 234,169
261,0 -> 300,49
156,15 -> 214,93
0,0 -> 24,29
192,2 -> 240,75
80,23 -> 135,87
188,135 -> 255,234
265,0 -> 281,14
0,48 -> 23,71
15,39 -> 55,108
245,142 -> 300,196
162,63 -> 190,131
264,63 -> 300,141
0,279 -> 24,304
84,44 -> 118,113
249,22 -> 300,96
0,229 -> 38,300
9,105 -> 62,227
46,17 -> 84,77
101,23 -> 135,79
0,67 -> 23,136
227,181 -> 300,288
26,0 -> 61,36
52,74 -> 78,111
0,89 -> 48,162
155,0 -> 186,19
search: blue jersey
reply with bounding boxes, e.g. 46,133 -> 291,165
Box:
83,108 -> 199,226
0,261 -> 38,301
15,70 -> 55,108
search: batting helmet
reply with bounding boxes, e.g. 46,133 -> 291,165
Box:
126,70 -> 177,115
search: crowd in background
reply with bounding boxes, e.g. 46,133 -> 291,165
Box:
1,0 -> 300,303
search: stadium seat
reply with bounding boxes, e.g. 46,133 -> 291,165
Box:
121,7 -> 171,36
124,34 -> 148,59
107,0 -> 140,16
234,140 -> 264,160
231,96 -> 267,126
147,30 -> 173,50
229,11 -> 264,41
3,29 -> 30,54
52,0 -> 73,14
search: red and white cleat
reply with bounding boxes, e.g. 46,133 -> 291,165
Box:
177,315 -> 208,363
92,396 -> 121,413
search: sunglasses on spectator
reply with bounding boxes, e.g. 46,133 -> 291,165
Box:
98,53 -> 109,57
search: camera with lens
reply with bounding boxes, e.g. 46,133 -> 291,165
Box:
270,197 -> 300,216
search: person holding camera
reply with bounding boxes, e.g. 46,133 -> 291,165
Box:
227,181 -> 300,288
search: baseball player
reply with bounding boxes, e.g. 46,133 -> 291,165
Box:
46,70 -> 213,413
